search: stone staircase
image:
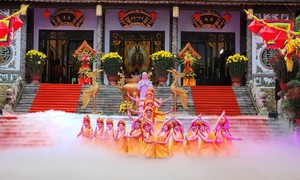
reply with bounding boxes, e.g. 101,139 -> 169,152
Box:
14,84 -> 256,116
76,86 -> 194,115
0,116 -> 53,148
14,84 -> 39,113
232,86 -> 257,115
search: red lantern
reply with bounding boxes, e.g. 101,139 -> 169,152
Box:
118,10 -> 126,19
223,12 -> 232,21
43,9 -> 50,19
149,11 -> 157,20
10,16 -> 23,31
74,10 -> 82,19
193,12 -> 201,20
0,22 -> 10,38
259,26 -> 276,43
248,19 -> 264,34
274,31 -> 288,49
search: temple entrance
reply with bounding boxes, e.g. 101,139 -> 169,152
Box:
181,32 -> 235,85
39,30 -> 94,83
110,31 -> 164,77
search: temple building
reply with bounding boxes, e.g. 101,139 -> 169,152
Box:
0,0 -> 299,86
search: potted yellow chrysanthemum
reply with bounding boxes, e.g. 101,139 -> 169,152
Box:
226,54 -> 248,86
150,50 -> 175,85
101,52 -> 123,85
26,50 -> 47,84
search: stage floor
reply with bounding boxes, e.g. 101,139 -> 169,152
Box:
0,111 -> 299,180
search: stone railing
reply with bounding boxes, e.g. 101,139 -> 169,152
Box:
3,76 -> 24,113
248,80 -> 276,116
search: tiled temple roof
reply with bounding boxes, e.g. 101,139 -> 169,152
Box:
2,0 -> 300,6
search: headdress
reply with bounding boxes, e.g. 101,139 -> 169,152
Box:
144,99 -> 154,106
96,117 -> 104,124
83,115 -> 90,124
172,120 -> 182,127
117,119 -> 126,127
145,87 -> 155,96
144,106 -> 154,113
166,121 -> 173,129
106,118 -> 114,125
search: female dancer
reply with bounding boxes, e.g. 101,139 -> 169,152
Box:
155,121 -> 172,158
185,120 -> 200,157
92,117 -> 105,143
198,117 -> 215,158
220,116 -> 242,156
126,117 -> 143,156
103,118 -> 116,149
115,119 -> 128,154
170,119 -> 185,156
77,115 -> 93,139
141,120 -> 155,158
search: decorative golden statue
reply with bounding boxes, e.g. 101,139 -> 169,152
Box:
81,69 -> 102,114
167,69 -> 189,112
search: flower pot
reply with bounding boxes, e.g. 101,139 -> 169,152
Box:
107,75 -> 118,85
157,76 -> 168,86
231,77 -> 241,87
279,83 -> 289,90
30,74 -> 41,84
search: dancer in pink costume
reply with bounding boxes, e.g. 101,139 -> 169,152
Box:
198,115 -> 215,158
103,119 -> 116,149
126,117 -> 143,156
219,115 -> 242,156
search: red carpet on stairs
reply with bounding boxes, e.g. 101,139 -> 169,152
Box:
191,86 -> 241,116
29,84 -> 82,113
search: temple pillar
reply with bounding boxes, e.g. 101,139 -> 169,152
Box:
96,14 -> 104,85
20,15 -> 27,83
246,9 -> 253,86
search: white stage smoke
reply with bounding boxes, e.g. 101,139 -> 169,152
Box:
0,111 -> 299,180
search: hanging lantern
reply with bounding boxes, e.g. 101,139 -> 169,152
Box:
259,26 -> 276,43
0,22 -> 10,38
274,31 -> 288,49
43,9 -> 50,19
248,19 -> 264,34
74,10 -> 82,19
149,11 -> 157,20
223,12 -> 232,21
10,16 -> 23,31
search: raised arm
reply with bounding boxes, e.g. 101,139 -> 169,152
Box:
221,131 -> 242,141
172,132 -> 185,142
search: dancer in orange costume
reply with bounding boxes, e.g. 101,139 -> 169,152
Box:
170,119 -> 185,156
103,118 -> 116,149
92,117 -> 105,143
128,105 -> 173,136
198,117 -> 215,158
141,120 -> 155,158
126,117 -> 143,156
115,119 -> 128,154
220,116 -> 242,156
77,115 -> 93,139
185,118 -> 200,157
155,121 -> 172,159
